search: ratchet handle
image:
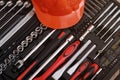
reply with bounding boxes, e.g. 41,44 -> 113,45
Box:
34,41 -> 80,80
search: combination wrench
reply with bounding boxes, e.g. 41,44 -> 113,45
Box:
15,30 -> 56,69
0,0 -> 23,21
0,1 -> 30,30
0,0 -> 13,12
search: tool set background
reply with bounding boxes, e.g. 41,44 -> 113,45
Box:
0,0 -> 120,80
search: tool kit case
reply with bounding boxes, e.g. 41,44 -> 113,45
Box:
0,0 -> 120,80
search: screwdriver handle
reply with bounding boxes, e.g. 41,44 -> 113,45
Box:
79,63 -> 99,80
70,61 -> 90,80
34,41 -> 80,80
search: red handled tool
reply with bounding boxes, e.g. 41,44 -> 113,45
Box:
70,61 -> 90,80
79,63 -> 99,80
34,41 -> 80,80
17,31 -> 69,80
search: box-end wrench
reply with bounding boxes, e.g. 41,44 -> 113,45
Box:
0,0 -> 23,21
94,38 -> 113,60
28,35 -> 74,80
93,3 -> 114,24
0,0 -> 13,12
96,9 -> 120,36
67,45 -> 96,75
104,26 -> 120,43
52,40 -> 92,80
100,17 -> 120,39
95,6 -> 118,30
0,1 -> 30,30
0,0 -> 5,6
15,30 -> 56,69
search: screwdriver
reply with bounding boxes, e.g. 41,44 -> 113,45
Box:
33,25 -> 94,80
34,41 -> 80,80
70,61 -> 90,80
79,63 -> 99,80
17,31 -> 70,80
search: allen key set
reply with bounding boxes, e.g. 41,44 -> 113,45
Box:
0,0 -> 120,80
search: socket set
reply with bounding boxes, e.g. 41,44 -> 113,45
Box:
0,0 -> 120,80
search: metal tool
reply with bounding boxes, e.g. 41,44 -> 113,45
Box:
0,1 -> 13,12
15,30 -> 56,69
67,45 -> 96,75
33,25 -> 95,80
84,11 -> 92,19
0,1 -> 30,30
0,0 -> 4,6
28,35 -> 74,80
104,26 -> 120,43
93,3 -> 114,24
85,6 -> 95,16
94,38 -> 113,60
86,2 -> 98,13
0,9 -> 35,47
100,17 -> 120,39
89,0 -> 101,10
94,0 -> 104,7
91,68 -> 102,80
52,40 -> 92,80
0,0 -> 23,21
96,9 -> 120,35
95,6 -> 118,30
101,0 -> 107,4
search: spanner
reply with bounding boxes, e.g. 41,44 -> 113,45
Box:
0,0 -> 5,6
15,30 -> 56,69
0,1 -> 30,30
0,0 -> 23,21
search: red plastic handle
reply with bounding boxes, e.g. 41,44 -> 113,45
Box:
70,61 -> 90,80
79,63 -> 99,80
34,41 -> 80,80
17,61 -> 37,80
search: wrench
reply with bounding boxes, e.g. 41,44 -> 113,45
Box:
67,45 -> 96,75
0,1 -> 13,12
104,26 -> 120,43
0,0 -> 23,21
84,11 -> 92,19
93,3 -> 114,24
15,30 -> 56,69
52,40 -> 92,80
96,10 -> 120,35
85,6 -> 95,16
0,1 -> 30,30
95,6 -> 118,31
100,17 -> 120,39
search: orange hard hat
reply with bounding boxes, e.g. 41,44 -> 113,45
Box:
32,0 -> 85,29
